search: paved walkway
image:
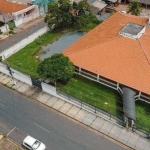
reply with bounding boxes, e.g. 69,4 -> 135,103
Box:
0,73 -> 150,150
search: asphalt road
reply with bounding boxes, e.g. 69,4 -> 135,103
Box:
0,85 -> 127,150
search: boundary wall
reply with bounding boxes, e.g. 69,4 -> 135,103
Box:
0,26 -> 49,59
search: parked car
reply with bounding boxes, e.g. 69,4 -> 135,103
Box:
23,135 -> 46,150
104,0 -> 115,6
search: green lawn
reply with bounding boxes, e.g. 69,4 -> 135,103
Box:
135,101 -> 150,132
58,75 -> 123,119
7,31 -> 63,78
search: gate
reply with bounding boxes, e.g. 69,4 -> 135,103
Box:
31,78 -> 42,89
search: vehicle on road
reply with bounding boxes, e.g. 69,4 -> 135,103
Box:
23,135 -> 46,150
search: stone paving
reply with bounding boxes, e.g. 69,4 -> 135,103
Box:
0,72 -> 150,150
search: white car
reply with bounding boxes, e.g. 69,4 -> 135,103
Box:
23,135 -> 46,150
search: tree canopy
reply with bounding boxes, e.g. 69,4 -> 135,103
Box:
45,0 -> 99,31
37,53 -> 75,82
127,0 -> 142,16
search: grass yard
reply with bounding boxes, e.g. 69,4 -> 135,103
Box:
7,31 -> 63,78
135,101 -> 150,132
58,75 -> 123,119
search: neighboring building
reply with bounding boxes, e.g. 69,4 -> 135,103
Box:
90,1 -> 107,15
0,0 -> 39,32
7,0 -> 53,15
63,12 -> 150,127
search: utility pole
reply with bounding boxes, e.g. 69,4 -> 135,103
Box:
0,10 -> 9,35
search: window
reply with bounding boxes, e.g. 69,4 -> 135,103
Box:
32,140 -> 41,149
24,143 -> 32,149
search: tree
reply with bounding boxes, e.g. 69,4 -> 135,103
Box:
45,0 -> 73,30
45,0 -> 99,30
127,0 -> 142,16
37,53 -> 75,83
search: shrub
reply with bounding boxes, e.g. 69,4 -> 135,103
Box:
9,30 -> 15,34
0,29 -> 2,35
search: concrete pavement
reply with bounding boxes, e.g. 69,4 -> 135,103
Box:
0,72 -> 150,150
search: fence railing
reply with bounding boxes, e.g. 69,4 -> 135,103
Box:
57,90 -> 124,126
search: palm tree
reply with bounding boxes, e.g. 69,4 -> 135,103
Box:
127,0 -> 142,16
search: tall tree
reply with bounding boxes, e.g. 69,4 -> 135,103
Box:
37,53 -> 75,83
127,0 -> 142,16
45,0 -> 99,30
45,0 -> 72,30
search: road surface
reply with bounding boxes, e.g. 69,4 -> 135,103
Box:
0,85 -> 127,150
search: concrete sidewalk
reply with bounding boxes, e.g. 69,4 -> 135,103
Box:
0,73 -> 150,150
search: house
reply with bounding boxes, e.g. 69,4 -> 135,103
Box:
0,0 -> 39,32
62,12 -> 150,127
90,1 -> 107,15
7,0 -> 53,15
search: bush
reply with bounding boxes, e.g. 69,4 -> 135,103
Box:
9,30 -> 15,34
0,29 -> 2,35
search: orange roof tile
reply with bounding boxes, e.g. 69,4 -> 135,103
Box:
63,12 -> 150,95
0,0 -> 28,14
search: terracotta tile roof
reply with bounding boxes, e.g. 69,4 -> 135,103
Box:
63,12 -> 150,95
0,0 -> 28,14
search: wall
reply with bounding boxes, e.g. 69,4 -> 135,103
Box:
0,63 -> 32,85
41,82 -> 57,96
0,26 -> 49,59
0,25 -> 9,33
14,19 -> 23,27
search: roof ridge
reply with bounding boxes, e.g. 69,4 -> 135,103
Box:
65,36 -> 120,55
137,38 -> 150,65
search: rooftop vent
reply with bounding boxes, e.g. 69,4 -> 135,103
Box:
119,22 -> 145,39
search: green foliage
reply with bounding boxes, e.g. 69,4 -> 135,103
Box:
127,0 -> 142,16
45,0 -> 72,30
135,101 -> 150,132
0,29 -> 2,35
9,30 -> 15,34
45,0 -> 99,31
8,21 -> 15,30
0,56 -> 2,62
37,53 -> 75,82
7,32 -> 63,78
74,13 -> 100,31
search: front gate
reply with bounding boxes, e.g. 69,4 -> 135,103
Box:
31,78 -> 42,89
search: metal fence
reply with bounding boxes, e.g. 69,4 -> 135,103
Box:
57,90 -> 124,126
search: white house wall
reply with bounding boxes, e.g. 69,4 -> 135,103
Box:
13,5 -> 39,27
14,19 -> 23,27
0,24 -> 9,32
